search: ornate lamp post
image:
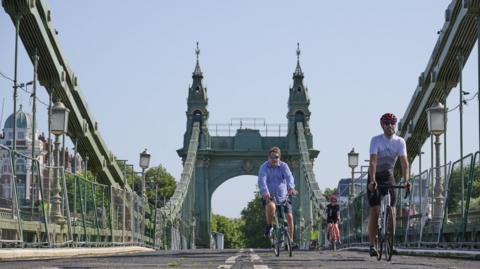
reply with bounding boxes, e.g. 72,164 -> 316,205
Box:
348,148 -> 359,198
139,149 -> 150,245
50,100 -> 69,225
139,149 -> 151,198
427,102 -> 446,220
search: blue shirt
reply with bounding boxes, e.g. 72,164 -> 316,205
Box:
258,160 -> 295,203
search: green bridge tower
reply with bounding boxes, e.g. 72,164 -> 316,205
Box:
177,43 -> 320,248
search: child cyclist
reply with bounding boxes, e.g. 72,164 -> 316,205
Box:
326,195 -> 341,245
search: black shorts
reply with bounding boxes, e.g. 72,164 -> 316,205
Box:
367,170 -> 396,207
262,198 -> 293,218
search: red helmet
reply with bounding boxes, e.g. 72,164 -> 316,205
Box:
380,113 -> 397,125
330,195 -> 337,203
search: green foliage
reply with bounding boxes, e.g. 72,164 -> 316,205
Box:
446,162 -> 480,214
240,191 -> 270,248
145,165 -> 177,207
323,187 -> 337,200
211,214 -> 245,248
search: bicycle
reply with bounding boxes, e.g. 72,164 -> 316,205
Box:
375,183 -> 410,261
269,196 -> 292,257
327,221 -> 340,251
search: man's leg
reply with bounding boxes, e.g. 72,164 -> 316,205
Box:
265,201 -> 276,225
286,212 -> 294,240
369,206 -> 379,246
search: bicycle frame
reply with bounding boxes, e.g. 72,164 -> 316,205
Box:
270,197 -> 292,257
379,193 -> 391,238
376,184 -> 409,261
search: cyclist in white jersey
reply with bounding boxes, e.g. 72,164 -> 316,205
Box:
367,113 -> 410,257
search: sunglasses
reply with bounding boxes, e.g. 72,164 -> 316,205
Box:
383,121 -> 396,126
270,155 -> 279,160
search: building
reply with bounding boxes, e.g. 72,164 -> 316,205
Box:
0,106 -> 48,204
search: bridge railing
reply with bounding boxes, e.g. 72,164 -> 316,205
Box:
156,122 -> 200,250
0,145 -> 157,248
335,151 -> 480,249
296,122 -> 327,248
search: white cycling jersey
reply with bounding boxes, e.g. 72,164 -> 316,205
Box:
369,134 -> 406,173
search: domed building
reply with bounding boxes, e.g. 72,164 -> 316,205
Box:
0,106 -> 47,204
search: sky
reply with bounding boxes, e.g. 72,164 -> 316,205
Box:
1,0 -> 479,218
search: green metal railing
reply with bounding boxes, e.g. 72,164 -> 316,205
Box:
333,151 -> 480,249
0,144 -> 157,248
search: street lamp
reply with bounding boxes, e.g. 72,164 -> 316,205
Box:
139,149 -> 151,198
50,100 -> 70,225
348,148 -> 359,197
139,149 -> 150,245
427,101 -> 446,220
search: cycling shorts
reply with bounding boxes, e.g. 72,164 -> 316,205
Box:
367,170 -> 396,207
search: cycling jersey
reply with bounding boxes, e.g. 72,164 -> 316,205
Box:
369,134 -> 406,173
326,204 -> 340,223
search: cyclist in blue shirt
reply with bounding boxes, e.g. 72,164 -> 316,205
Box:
258,146 -> 298,248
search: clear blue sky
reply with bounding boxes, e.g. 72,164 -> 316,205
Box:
1,0 -> 478,218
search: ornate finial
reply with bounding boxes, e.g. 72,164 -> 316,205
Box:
193,42 -> 203,77
195,42 -> 200,61
293,42 -> 304,78
296,42 -> 301,61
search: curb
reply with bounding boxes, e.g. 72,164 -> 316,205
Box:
0,246 -> 154,261
342,246 -> 480,260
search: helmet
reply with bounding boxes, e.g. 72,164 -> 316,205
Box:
380,113 -> 397,125
330,195 -> 337,203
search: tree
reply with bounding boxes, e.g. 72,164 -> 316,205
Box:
145,165 -> 176,207
211,214 -> 245,248
445,162 -> 480,214
240,191 -> 270,248
323,187 -> 337,200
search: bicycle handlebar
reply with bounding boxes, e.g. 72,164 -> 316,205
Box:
376,183 -> 411,199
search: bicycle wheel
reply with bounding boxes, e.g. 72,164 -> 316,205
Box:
285,229 -> 292,257
385,206 -> 394,261
275,228 -> 281,257
271,226 -> 279,256
376,224 -> 382,261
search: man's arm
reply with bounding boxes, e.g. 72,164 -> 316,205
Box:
258,166 -> 270,200
368,154 -> 377,191
284,164 -> 297,195
400,155 -> 409,183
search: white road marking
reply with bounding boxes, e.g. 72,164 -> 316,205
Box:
226,255 -> 239,264
217,265 -> 231,269
250,253 -> 262,262
253,265 -> 271,269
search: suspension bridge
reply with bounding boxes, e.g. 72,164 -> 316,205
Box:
0,0 -> 479,268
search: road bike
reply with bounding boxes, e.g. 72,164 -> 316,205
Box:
270,197 -> 292,257
375,183 -> 410,261
327,221 -> 340,251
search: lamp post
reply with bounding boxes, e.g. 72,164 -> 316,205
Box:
347,147 -> 358,245
348,148 -> 359,198
427,102 -> 446,220
139,149 -> 151,245
139,149 -> 151,198
50,100 -> 70,225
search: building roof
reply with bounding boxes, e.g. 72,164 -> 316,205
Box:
3,106 -> 34,130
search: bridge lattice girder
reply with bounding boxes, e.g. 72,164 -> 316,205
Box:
2,0 -> 126,187
398,0 -> 480,164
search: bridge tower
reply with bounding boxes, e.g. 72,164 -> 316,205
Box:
177,44 -> 320,248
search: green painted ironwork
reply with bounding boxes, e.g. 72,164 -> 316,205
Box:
334,151 -> 480,249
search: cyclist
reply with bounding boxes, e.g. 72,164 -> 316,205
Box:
258,146 -> 298,249
326,195 -> 341,245
367,113 -> 410,257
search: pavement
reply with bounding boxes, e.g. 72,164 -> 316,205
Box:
0,248 -> 479,269
0,246 -> 154,261
342,246 -> 480,260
